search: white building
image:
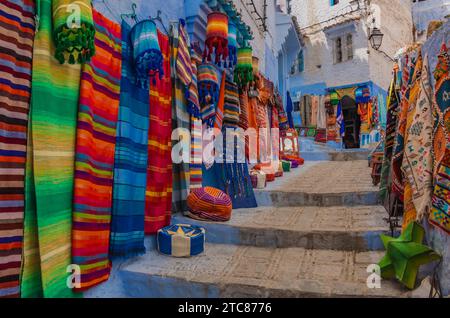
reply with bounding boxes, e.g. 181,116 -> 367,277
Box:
286,0 -> 413,148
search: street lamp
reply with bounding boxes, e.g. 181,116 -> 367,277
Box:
369,27 -> 384,50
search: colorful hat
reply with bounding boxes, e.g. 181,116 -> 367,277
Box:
130,19 -> 164,88
53,0 -> 95,64
157,224 -> 205,257
187,187 -> 233,222
204,12 -> 229,66
227,22 -> 238,68
234,47 -> 254,87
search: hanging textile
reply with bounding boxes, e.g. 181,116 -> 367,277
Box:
214,71 -> 226,131
310,96 -> 318,127
188,44 -> 203,190
21,0 -> 86,298
316,95 -> 327,129
223,78 -> 241,128
0,0 -> 34,298
234,47 -> 253,87
286,91 -> 294,129
227,22 -> 238,68
430,149 -> 450,234
238,91 -> 249,131
109,21 -> 149,258
336,102 -> 345,137
401,53 -> 423,230
432,43 -> 450,174
72,9 -> 121,291
402,54 -> 434,227
171,20 -> 191,212
380,78 -> 400,210
53,0 -> 95,64
145,30 -> 173,234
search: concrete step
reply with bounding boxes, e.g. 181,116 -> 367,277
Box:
255,161 -> 380,207
173,206 -> 390,251
117,244 -> 412,298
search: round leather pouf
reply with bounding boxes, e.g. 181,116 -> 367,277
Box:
157,224 -> 205,257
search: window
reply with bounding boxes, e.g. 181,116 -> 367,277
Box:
330,0 -> 339,6
335,37 -> 343,63
297,50 -> 304,73
346,34 -> 353,60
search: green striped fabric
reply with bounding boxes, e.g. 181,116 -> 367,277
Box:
21,0 -> 85,298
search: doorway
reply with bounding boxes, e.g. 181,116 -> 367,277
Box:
341,95 -> 360,149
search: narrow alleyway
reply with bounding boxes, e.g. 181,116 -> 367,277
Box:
88,150 -> 415,298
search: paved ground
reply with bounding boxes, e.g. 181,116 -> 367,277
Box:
263,160 -> 377,194
121,244 -> 411,298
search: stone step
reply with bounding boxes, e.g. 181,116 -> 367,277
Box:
255,161 -> 380,207
173,206 -> 390,251
117,244 -> 412,298
300,150 -> 371,162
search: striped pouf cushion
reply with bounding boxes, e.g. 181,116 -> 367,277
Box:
157,224 -> 205,257
187,187 -> 233,222
251,170 -> 267,189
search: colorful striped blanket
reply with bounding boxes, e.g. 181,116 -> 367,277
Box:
109,21 -> 149,258
72,9 -> 121,291
21,0 -> 85,298
145,30 -> 173,234
0,0 -> 34,298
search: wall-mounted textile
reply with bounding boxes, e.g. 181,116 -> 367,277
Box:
145,30 -> 173,235
72,9 -> 122,291
380,80 -> 400,211
316,95 -> 327,130
223,79 -> 240,128
21,0 -> 82,298
0,0 -> 34,298
402,54 -> 434,227
171,21 -> 191,212
430,149 -> 450,234
432,43 -> 450,175
109,21 -> 149,258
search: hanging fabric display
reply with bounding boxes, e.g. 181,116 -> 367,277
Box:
145,30 -> 173,234
171,20 -> 191,213
22,0 -> 86,298
432,43 -> 450,174
223,78 -> 241,128
430,149 -> 450,234
109,21 -> 149,258
204,12 -> 229,66
72,9 -> 122,292
234,47 -> 253,88
0,0 -> 35,298
53,0 -> 95,64
129,19 -> 163,88
286,91 -> 294,129
227,22 -> 238,68
198,63 -> 219,127
188,44 -> 203,190
252,56 -> 259,76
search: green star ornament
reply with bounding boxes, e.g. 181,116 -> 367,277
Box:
378,221 -> 441,290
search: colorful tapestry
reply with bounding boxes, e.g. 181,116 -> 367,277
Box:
21,0 -> 82,298
171,21 -> 191,212
223,79 -> 240,128
380,79 -> 400,209
145,30 -> 173,235
402,54 -> 434,226
432,43 -> 450,174
71,10 -> 121,291
238,90 -> 249,130
189,49 -> 203,190
430,149 -> 450,234
109,21 -> 149,258
0,0 -> 34,298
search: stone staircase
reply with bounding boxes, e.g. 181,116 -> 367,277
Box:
86,156 -> 413,298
